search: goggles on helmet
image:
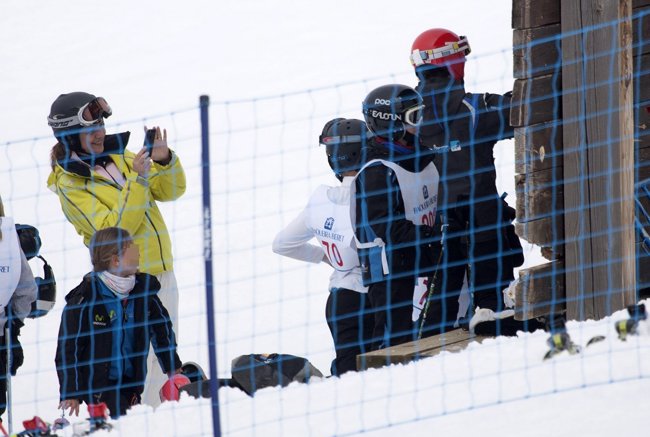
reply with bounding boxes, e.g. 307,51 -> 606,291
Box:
410,36 -> 471,67
404,104 -> 424,127
47,97 -> 112,129
319,132 -> 372,146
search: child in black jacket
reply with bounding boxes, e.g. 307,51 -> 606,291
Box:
56,227 -> 181,419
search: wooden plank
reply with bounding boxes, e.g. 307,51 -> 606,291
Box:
514,24 -> 562,79
634,0 -> 650,9
510,74 -> 562,127
514,122 -> 564,174
515,167 -> 564,222
515,242 -> 650,321
515,215 -> 565,248
357,329 -> 486,370
561,0 -> 636,321
514,261 -> 566,320
512,0 -> 560,29
633,7 -> 650,55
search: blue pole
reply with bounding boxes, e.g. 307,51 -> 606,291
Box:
200,95 -> 221,437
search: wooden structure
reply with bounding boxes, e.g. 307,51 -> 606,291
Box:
357,329 -> 485,371
512,0 -> 649,321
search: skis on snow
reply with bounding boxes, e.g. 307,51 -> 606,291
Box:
543,303 -> 647,360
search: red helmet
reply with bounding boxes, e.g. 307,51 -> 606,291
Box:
410,28 -> 471,80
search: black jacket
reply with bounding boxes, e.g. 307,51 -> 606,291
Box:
55,272 -> 181,402
354,138 -> 441,285
417,76 -> 514,239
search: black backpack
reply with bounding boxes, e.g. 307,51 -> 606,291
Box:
15,224 -> 56,318
230,354 -> 323,396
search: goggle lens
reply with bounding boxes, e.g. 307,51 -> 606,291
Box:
80,97 -> 112,126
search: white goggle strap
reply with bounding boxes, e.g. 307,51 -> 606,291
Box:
47,115 -> 82,129
355,237 -> 389,275
410,36 -> 470,66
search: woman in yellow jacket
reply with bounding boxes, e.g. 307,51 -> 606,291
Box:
46,92 -> 185,408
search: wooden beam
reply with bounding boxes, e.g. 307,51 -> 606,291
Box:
515,215 -> 564,249
512,0 -> 560,29
515,241 -> 650,321
515,122 -> 564,174
515,167 -> 564,222
514,24 -> 562,79
561,0 -> 636,321
356,329 -> 486,371
511,74 -> 563,127
514,261 -> 565,320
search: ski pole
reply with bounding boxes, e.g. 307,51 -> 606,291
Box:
417,224 -> 447,340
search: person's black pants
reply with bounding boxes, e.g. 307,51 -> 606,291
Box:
93,379 -> 141,419
325,288 -> 374,376
420,235 -> 465,336
0,350 -> 6,418
368,277 -> 417,350
471,239 -> 515,312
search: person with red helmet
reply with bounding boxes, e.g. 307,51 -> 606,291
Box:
411,29 -> 543,336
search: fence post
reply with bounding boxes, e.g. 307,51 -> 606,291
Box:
200,94 -> 221,437
561,0 -> 636,320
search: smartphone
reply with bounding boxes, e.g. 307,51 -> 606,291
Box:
144,128 -> 157,155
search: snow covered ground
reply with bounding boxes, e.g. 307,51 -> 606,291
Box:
1,0 -> 648,435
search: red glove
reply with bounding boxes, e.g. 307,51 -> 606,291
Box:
159,374 -> 191,402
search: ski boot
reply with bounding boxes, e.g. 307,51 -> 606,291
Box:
16,416 -> 55,437
615,303 -> 647,341
86,403 -> 112,434
543,315 -> 581,360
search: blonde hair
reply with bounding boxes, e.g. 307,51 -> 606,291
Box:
89,227 -> 133,272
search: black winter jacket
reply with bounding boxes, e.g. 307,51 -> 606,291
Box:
55,272 -> 181,403
417,76 -> 514,240
354,138 -> 441,285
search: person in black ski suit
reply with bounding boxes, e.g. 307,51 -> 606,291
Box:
410,28 -> 543,336
56,227 -> 182,419
355,84 -> 442,349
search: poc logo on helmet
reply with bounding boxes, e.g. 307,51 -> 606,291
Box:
374,98 -> 393,106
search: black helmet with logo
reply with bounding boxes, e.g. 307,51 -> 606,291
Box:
47,92 -> 111,151
362,84 -> 424,141
319,118 -> 372,181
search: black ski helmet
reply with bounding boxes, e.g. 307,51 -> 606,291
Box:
47,92 -> 110,150
362,84 -> 424,141
319,118 -> 372,181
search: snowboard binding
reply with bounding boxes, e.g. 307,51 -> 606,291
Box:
543,315 -> 581,360
615,303 -> 647,341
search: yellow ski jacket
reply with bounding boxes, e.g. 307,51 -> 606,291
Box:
47,134 -> 186,275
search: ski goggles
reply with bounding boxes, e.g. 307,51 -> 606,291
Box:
410,36 -> 471,67
404,104 -> 425,127
47,97 -> 112,129
319,132 -> 373,146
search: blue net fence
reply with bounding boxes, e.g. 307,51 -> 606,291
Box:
0,5 -> 649,437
